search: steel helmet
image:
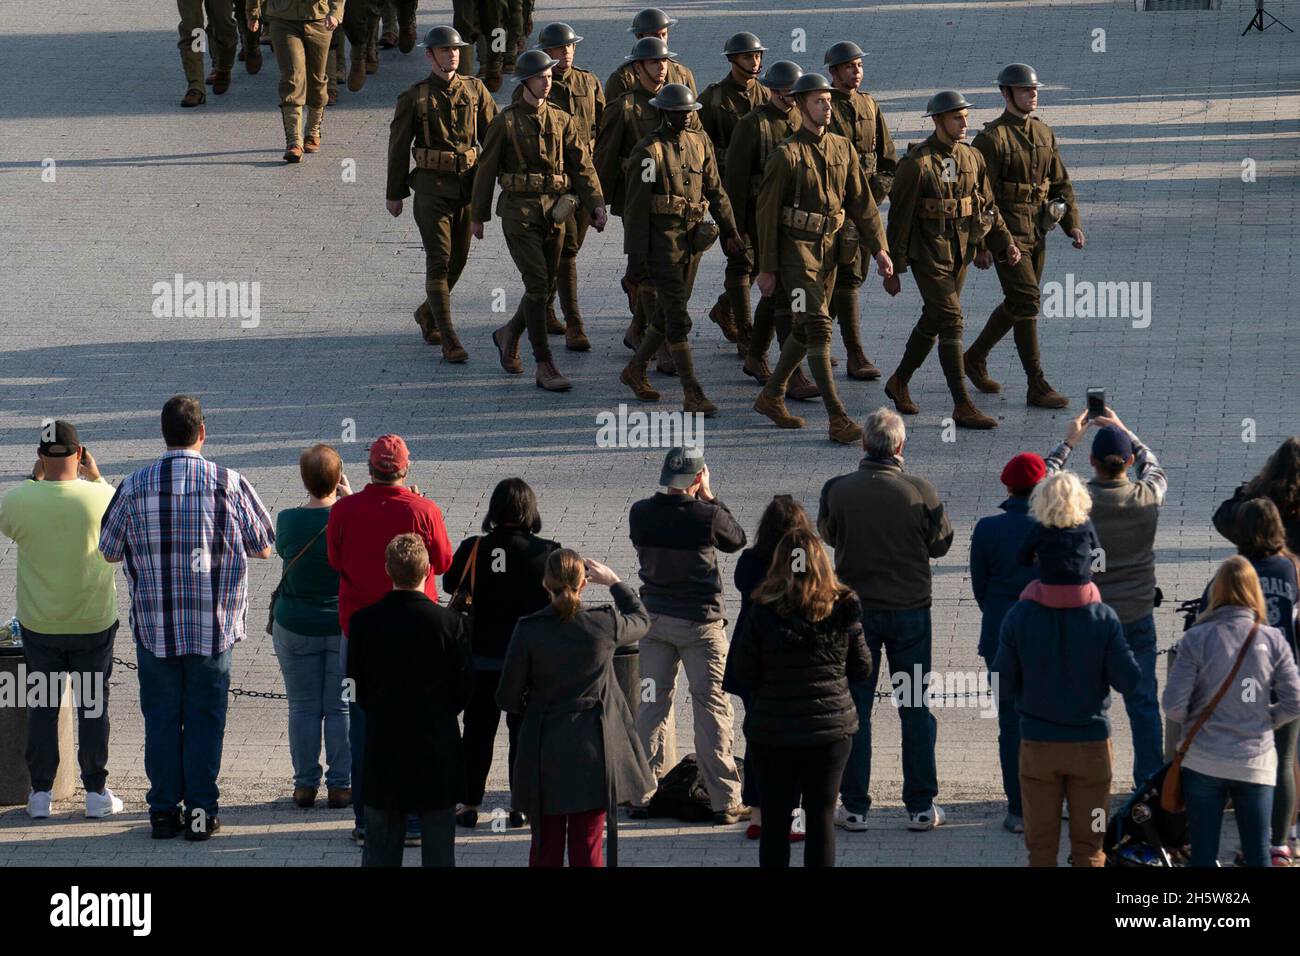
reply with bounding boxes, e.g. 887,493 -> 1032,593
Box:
923,90 -> 972,116
422,25 -> 470,49
996,63 -> 1043,88
649,83 -> 702,111
723,32 -> 766,56
790,72 -> 833,97
536,22 -> 583,48
625,36 -> 677,62
823,40 -> 865,68
760,60 -> 803,91
630,8 -> 677,34
514,50 -> 559,81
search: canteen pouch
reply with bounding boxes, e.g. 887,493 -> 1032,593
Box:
550,192 -> 579,223
836,220 -> 860,266
974,203 -> 995,240
1038,197 -> 1068,234
690,219 -> 720,254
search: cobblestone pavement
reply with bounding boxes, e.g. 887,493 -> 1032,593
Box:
1,0 -> 1297,866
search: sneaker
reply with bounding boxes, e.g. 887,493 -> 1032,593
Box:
151,809 -> 185,840
713,805 -> 752,825
184,808 -> 221,841
1271,846 -> 1294,867
351,826 -> 366,846
907,803 -> 946,831
26,790 -> 52,819
833,805 -> 868,832
85,788 -> 124,819
1002,813 -> 1024,834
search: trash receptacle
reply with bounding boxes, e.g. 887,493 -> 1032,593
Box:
0,642 -> 78,806
613,644 -> 640,720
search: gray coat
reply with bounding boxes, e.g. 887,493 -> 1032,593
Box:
497,581 -> 653,817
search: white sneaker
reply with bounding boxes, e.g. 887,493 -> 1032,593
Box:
26,790 -> 53,819
833,805 -> 868,831
86,787 -> 124,818
907,803 -> 946,831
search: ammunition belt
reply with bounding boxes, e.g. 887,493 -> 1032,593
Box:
650,194 -> 708,222
498,172 -> 568,194
918,196 -> 974,219
781,206 -> 845,236
412,147 -> 478,173
996,179 -> 1050,204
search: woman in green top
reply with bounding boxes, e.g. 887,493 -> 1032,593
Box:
274,443 -> 352,808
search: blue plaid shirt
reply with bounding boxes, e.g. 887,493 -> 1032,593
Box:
99,450 -> 275,657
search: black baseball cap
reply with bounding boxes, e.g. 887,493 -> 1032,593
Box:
660,446 -> 705,489
38,420 -> 81,457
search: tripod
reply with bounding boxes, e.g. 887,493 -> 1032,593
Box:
1243,1 -> 1293,34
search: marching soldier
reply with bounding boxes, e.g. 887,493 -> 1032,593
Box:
619,84 -> 743,416
753,73 -> 893,445
698,32 -> 769,352
176,0 -> 238,107
526,22 -> 605,351
824,40 -> 897,381
882,91 -> 1021,430
725,60 -> 821,401
246,1 -> 341,163
964,63 -> 1084,408
604,8 -> 697,101
342,0 -> 418,91
386,26 -> 499,363
235,0 -> 264,75
594,36 -> 676,373
476,50 -> 609,392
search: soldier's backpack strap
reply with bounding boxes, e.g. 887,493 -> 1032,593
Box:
505,108 -> 527,170
415,81 -> 434,148
790,143 -> 803,209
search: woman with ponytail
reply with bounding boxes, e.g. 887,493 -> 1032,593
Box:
497,549 -> 654,866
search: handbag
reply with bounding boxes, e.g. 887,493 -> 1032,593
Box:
447,536 -> 481,634
1160,620 -> 1259,812
266,523 -> 328,636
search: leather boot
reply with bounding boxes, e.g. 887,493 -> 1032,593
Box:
557,257 -> 585,341
246,45 -> 263,74
828,413 -> 864,445
564,319 -> 590,352
283,145 -> 303,163
673,343 -> 717,417
430,286 -> 468,362
754,390 -> 805,429
535,356 -> 572,392
787,366 -> 820,401
655,341 -> 677,376
545,302 -> 565,334
742,354 -> 771,385
952,400 -> 998,429
847,347 -> 881,381
1014,320 -> 1070,408
348,53 -> 367,91
212,69 -> 232,94
726,281 -> 754,358
1027,374 -> 1070,409
620,359 -> 660,402
884,373 -> 919,415
365,37 -> 378,74
492,320 -> 522,374
964,305 -> 1015,393
180,88 -> 207,107
708,295 -> 738,342
414,303 -> 441,344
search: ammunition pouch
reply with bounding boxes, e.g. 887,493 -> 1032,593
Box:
780,206 -> 845,238
690,219 -> 720,254
918,196 -> 974,220
413,147 -> 478,174
996,178 -> 1051,206
650,194 -> 708,223
498,171 -> 568,194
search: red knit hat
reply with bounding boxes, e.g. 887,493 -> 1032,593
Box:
1000,452 -> 1046,492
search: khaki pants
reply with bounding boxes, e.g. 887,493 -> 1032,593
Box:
269,18 -> 332,147
177,0 -> 237,89
635,614 -> 743,811
1019,739 -> 1113,867
502,215 -> 563,360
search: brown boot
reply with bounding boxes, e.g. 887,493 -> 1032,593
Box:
742,354 -> 771,385
623,316 -> 644,351
414,303 -> 442,344
180,88 -> 207,108
1027,374 -> 1070,409
828,413 -> 864,445
206,69 -> 218,86
754,391 -> 805,429
283,145 -> 303,163
365,48 -> 378,74
304,131 -> 321,153
492,322 -> 522,374
884,374 -> 919,415
620,360 -> 660,402
847,346 -> 881,381
435,315 -> 468,363
535,357 -> 572,392
965,305 -> 1016,393
211,69 -> 232,94
952,400 -> 998,429
709,297 -> 738,342
682,381 -> 718,417
347,55 -> 367,91
545,302 -> 565,334
655,342 -> 677,376
293,786 -> 317,808
327,787 -> 352,809
564,320 -> 591,352
246,46 -> 263,74
787,366 -> 820,401
964,348 -> 1001,393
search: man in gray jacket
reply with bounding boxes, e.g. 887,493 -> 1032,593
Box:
818,407 -> 954,831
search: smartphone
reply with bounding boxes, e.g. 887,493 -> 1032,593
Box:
1086,388 -> 1106,420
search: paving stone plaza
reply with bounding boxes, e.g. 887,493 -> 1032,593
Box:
1,0 -> 1298,866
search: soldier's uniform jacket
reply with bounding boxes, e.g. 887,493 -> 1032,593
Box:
972,110 -> 1080,251
248,0 -> 342,19
623,126 -> 737,266
699,73 -> 770,179
755,127 -> 886,276
724,100 -> 798,238
593,87 -> 662,216
604,59 -> 697,102
828,87 -> 897,204
885,133 -> 1012,276
387,71 -> 498,202
471,99 -> 604,227
511,66 -> 605,147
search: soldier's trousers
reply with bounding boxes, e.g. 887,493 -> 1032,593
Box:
550,207 -> 591,322
895,260 -> 975,404
830,240 -> 868,351
233,0 -> 262,54
454,0 -> 504,71
342,1 -> 413,53
502,216 -> 564,361
177,0 -> 237,90
765,262 -> 846,418
717,238 -> 756,337
412,192 -> 472,311
967,241 -> 1051,380
645,260 -> 694,346
269,19 -> 332,147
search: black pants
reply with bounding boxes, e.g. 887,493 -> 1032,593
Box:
462,668 -> 521,807
362,804 -> 456,867
750,737 -> 852,868
21,623 -> 117,793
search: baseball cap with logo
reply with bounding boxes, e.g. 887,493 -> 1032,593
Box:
368,434 -> 410,476
659,446 -> 705,489
38,420 -> 81,458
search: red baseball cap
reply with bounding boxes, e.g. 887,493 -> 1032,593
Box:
368,434 -> 410,475
1000,452 -> 1046,491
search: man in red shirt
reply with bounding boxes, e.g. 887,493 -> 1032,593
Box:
327,433 -> 453,844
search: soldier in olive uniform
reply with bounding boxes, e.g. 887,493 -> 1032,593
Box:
697,32 -> 769,352
964,64 -> 1084,409
752,73 -> 893,445
525,22 -> 605,351
725,60 -> 821,402
386,27 -> 499,363
882,91 -> 1021,430
453,0 -> 507,90
247,1 -> 341,163
604,8 -> 697,102
476,51 -> 609,392
824,40 -> 897,381
594,37 -> 676,373
619,84 -> 743,416
235,0 -> 265,75
342,0 -> 417,91
176,0 -> 238,107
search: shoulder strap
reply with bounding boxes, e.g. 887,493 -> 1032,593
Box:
416,82 -> 434,148
505,109 -> 526,169
277,523 -> 327,588
454,536 -> 482,605
1178,621 -> 1260,757
652,134 -> 673,195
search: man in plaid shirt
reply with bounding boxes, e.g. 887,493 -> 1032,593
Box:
99,395 -> 275,841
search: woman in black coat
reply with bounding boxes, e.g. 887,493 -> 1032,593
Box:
443,478 -> 560,829
1215,437 -> 1300,554
724,527 -> 871,868
497,550 -> 653,867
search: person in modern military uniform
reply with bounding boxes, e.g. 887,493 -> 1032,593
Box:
604,8 -> 697,102
594,36 -> 677,373
618,84 -> 743,417
521,22 -> 605,352
176,0 -> 239,107
824,40 -> 897,382
696,32 -> 769,353
386,26 -> 499,364
725,60 -> 821,402
882,91 -> 1021,430
475,51 -> 608,392
752,73 -> 893,445
964,63 -> 1084,409
247,1 -> 341,163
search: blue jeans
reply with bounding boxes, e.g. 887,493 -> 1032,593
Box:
1182,767 -> 1273,867
1120,614 -> 1163,788
840,606 -> 938,815
272,623 -> 350,790
981,653 -> 1022,817
135,639 -> 232,815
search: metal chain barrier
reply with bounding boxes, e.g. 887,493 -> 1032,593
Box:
111,656 -> 288,700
